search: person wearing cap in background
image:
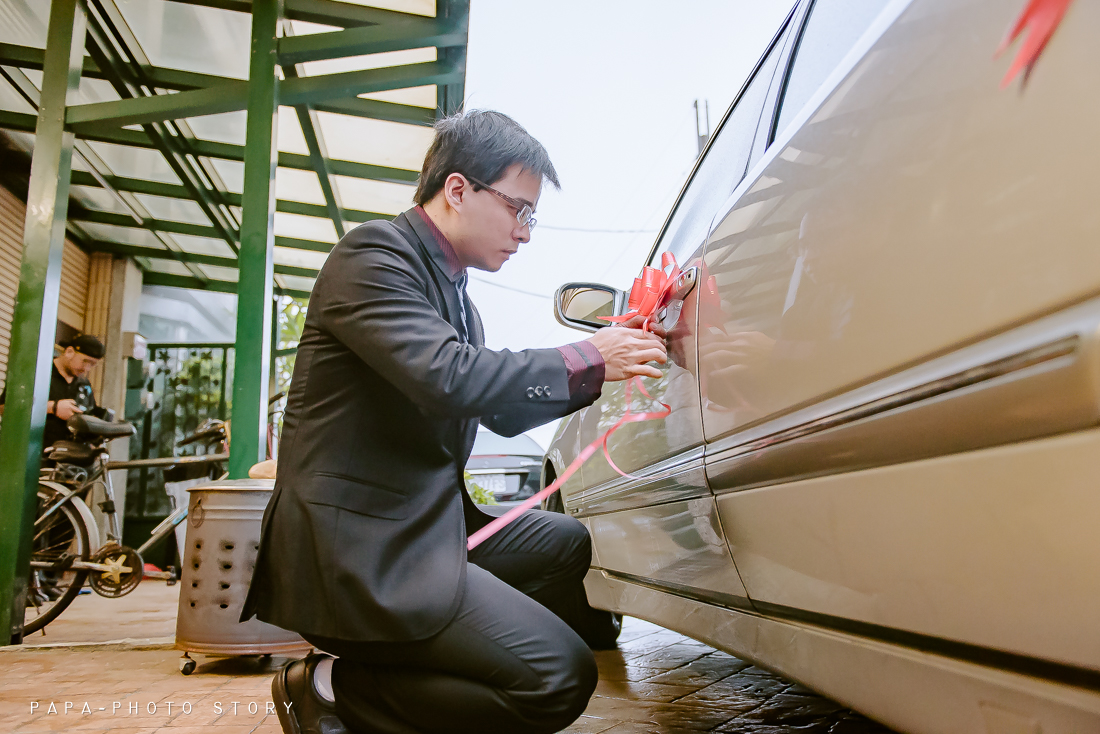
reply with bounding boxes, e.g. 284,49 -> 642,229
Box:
0,333 -> 105,449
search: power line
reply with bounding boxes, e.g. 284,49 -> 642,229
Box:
467,275 -> 550,299
538,225 -> 659,234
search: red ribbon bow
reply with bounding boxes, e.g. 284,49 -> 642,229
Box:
468,255 -> 682,551
602,251 -> 683,333
997,0 -> 1075,89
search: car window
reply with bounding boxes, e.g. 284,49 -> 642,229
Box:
773,0 -> 891,140
648,32 -> 786,268
472,431 -> 544,457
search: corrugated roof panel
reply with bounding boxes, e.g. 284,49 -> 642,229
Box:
361,85 -> 437,109
274,211 -> 338,243
169,234 -> 237,259
117,0 -> 251,80
334,176 -> 415,216
316,112 -> 433,171
78,224 -> 167,249
70,186 -> 135,217
278,274 -> 319,294
338,0 -> 435,18
275,246 -> 329,271
276,167 -> 328,206
133,194 -> 211,226
142,259 -> 194,277
83,142 -> 184,185
198,264 -> 239,282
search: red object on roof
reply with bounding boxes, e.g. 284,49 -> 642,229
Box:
997,0 -> 1075,89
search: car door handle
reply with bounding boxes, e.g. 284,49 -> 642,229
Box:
657,266 -> 698,330
671,266 -> 698,301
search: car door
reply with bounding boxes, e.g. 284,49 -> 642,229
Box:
702,0 -> 1100,671
568,8 -> 799,603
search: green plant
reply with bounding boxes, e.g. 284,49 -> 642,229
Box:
464,471 -> 498,505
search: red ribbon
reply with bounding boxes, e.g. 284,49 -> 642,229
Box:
467,255 -> 682,551
997,0 -> 1074,89
602,251 -> 683,330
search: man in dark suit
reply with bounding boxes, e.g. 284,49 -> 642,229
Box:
240,110 -> 666,734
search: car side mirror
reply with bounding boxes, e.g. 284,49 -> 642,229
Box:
554,283 -> 624,332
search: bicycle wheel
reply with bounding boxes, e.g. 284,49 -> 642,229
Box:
23,486 -> 92,635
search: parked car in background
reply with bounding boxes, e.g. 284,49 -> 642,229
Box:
543,0 -> 1100,732
466,430 -> 544,504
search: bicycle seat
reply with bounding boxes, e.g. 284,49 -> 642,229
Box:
67,414 -> 136,439
45,440 -> 104,467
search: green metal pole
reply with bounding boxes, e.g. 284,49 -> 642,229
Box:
229,0 -> 282,479
0,0 -> 87,645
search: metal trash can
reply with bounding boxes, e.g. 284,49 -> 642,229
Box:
175,479 -> 310,673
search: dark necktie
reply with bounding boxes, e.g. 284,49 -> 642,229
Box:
455,272 -> 469,343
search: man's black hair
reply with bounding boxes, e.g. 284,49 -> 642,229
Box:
414,110 -> 560,205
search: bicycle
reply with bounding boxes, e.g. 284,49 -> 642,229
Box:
24,414 -> 228,636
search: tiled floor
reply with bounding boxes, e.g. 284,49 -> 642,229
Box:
1,581 -> 895,733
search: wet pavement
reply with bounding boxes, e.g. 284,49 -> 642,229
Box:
0,582 -> 897,733
565,618 -> 896,734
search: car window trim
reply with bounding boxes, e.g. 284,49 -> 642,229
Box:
643,1 -> 800,269
768,0 -> 820,147
767,0 -> 912,147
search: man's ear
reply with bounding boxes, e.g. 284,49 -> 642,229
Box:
442,172 -> 469,212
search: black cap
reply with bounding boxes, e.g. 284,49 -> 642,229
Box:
63,334 -> 105,359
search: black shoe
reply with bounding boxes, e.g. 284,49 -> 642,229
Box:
271,654 -> 348,734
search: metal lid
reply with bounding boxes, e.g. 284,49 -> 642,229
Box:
186,479 -> 275,491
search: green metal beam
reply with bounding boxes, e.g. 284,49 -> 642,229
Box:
280,31 -> 345,238
88,240 -> 320,278
165,0 -> 427,27
0,0 -> 86,646
143,271 -> 312,300
436,0 -> 469,117
292,105 -> 345,235
68,204 -> 335,253
68,170 -> 390,224
230,0 -> 282,478
0,109 -> 421,186
275,235 -> 332,253
314,97 -> 435,127
282,61 -> 461,105
0,41 -> 100,77
278,17 -> 465,65
82,4 -> 242,253
69,170 -> 188,199
68,207 -> 224,239
0,43 -> 437,127
66,80 -> 248,130
66,60 -> 460,131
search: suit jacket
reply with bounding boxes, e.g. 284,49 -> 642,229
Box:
240,210 -> 602,641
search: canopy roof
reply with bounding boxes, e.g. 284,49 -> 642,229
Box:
0,0 -> 468,298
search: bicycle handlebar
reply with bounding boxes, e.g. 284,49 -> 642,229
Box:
177,418 -> 227,447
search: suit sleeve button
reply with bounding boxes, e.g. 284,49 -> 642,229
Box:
526,387 -> 535,398
534,386 -> 544,397
545,386 -> 552,397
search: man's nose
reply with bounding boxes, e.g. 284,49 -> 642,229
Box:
514,224 -> 530,243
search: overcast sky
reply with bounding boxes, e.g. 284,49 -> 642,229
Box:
462,0 -> 793,447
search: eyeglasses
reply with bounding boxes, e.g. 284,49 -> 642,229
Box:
467,176 -> 537,230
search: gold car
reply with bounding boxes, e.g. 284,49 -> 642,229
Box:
547,0 -> 1100,731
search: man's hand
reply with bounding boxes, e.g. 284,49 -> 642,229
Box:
54,399 -> 83,421
587,323 -> 667,381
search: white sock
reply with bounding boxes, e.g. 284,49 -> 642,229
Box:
313,657 -> 335,702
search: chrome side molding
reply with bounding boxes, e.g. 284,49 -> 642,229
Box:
569,446 -> 707,517
707,297 -> 1100,493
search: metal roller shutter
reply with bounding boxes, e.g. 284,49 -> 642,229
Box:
0,185 -> 90,389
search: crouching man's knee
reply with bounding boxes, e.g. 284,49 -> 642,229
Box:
524,635 -> 598,734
